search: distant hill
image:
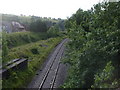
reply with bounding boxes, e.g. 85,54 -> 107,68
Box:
1,14 -> 65,33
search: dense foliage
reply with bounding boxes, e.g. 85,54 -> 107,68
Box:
29,19 -> 47,32
47,25 -> 60,37
63,1 -> 120,88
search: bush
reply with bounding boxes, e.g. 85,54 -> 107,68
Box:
31,48 -> 39,54
47,26 -> 60,37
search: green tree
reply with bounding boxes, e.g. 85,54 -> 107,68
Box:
63,1 -> 120,88
29,19 -> 47,32
47,25 -> 59,37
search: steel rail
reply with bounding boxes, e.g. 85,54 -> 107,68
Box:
38,39 -> 67,90
50,49 -> 64,89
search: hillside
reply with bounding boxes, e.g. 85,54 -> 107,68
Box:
1,14 -> 65,33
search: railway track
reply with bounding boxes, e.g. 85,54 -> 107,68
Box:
33,38 -> 68,89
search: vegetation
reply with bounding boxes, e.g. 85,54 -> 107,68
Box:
91,61 -> 118,88
2,1 -> 120,89
29,19 -> 47,32
47,25 -> 60,37
2,31 -> 49,63
2,15 -> 65,87
3,32 -> 49,48
2,14 -> 65,31
2,10 -> 67,88
63,1 -> 120,88
3,37 -> 63,88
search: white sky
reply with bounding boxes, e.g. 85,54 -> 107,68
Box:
0,0 -> 102,19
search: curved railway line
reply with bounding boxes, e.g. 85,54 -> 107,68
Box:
28,38 -> 68,89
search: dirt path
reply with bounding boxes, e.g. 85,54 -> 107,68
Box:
27,38 -> 69,89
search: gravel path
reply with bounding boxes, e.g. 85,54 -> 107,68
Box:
27,38 -> 69,89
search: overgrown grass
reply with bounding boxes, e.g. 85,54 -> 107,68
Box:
3,37 -> 64,88
2,31 -> 57,63
5,32 -> 49,48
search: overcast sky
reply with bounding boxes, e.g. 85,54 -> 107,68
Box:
0,0 -> 103,19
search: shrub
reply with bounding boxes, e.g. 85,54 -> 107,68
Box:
31,48 -> 39,54
47,26 -> 60,37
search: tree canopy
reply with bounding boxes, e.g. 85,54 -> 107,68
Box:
63,1 -> 120,88
29,19 -> 47,32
